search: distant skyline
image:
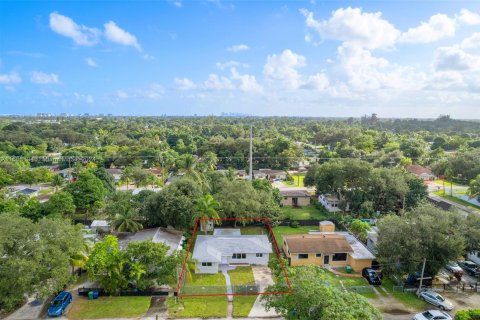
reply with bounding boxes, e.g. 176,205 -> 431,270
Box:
1,1 -> 480,118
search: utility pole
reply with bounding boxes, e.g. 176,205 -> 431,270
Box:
417,257 -> 427,296
249,125 -> 253,181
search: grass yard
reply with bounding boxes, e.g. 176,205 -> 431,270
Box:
321,269 -> 367,288
282,174 -> 305,187
188,272 -> 226,286
233,295 -> 258,317
433,190 -> 480,210
67,296 -> 150,319
382,279 -> 429,310
229,266 -> 256,285
434,179 -> 465,187
166,296 -> 228,318
271,226 -> 314,247
280,204 -> 333,220
240,226 -> 267,235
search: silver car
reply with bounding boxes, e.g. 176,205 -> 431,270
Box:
413,310 -> 452,320
418,290 -> 454,311
445,261 -> 462,274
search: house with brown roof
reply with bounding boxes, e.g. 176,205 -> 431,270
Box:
282,221 -> 375,272
406,164 -> 436,181
280,189 -> 311,207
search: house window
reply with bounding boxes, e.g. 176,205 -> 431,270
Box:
256,253 -> 263,257
332,253 -> 348,261
201,262 -> 212,267
298,253 -> 308,259
232,253 -> 246,259
316,253 -> 322,258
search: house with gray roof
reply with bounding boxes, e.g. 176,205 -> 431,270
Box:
192,229 -> 272,274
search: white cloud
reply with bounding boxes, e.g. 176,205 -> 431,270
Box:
49,12 -> 100,46
116,84 -> 164,100
216,60 -> 248,70
117,90 -> 129,99
169,0 -> 182,8
461,32 -> 480,49
0,72 -> 22,85
455,9 -> 480,26
85,57 -> 97,67
74,92 -> 94,104
400,14 -> 456,44
302,73 -> 330,91
433,46 -> 480,71
300,7 -> 400,49
104,21 -> 141,51
230,68 -> 262,93
30,71 -> 60,84
174,77 -> 197,90
203,74 -> 234,90
264,49 -> 306,89
227,44 -> 249,52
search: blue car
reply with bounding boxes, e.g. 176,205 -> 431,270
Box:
47,291 -> 72,317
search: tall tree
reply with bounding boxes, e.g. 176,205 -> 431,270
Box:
193,194 -> 220,234
262,265 -> 381,320
43,191 -> 76,219
51,174 -> 64,192
111,208 -> 143,233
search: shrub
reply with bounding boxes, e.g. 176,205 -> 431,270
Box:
455,309 -> 480,320
290,221 -> 299,228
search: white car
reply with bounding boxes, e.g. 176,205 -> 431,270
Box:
413,310 -> 452,320
445,261 -> 463,274
418,290 -> 454,311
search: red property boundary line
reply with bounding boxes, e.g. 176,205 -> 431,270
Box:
176,217 -> 292,297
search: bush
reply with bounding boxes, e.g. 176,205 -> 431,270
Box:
455,309 -> 480,320
290,221 -> 299,228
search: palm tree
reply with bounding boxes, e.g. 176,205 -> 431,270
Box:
180,154 -> 208,190
111,208 -> 143,233
193,194 -> 220,234
69,241 -> 91,275
201,151 -> 218,173
51,174 -> 64,192
121,166 -> 134,190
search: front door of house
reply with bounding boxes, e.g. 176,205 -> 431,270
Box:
324,255 -> 330,265
292,197 -> 298,207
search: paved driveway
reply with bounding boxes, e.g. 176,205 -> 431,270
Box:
248,266 -> 280,318
5,297 -> 46,320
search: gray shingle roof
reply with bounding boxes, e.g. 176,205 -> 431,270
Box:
192,234 -> 272,262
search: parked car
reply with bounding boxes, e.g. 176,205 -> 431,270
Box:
418,290 -> 454,311
47,291 -> 72,317
413,309 -> 452,320
457,260 -> 480,276
405,272 -> 433,287
362,267 -> 382,285
445,261 -> 463,274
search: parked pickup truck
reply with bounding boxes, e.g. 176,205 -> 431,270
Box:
458,260 -> 480,277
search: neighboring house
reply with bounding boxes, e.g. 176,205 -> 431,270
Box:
237,169 -> 286,180
118,227 -> 184,255
58,168 -> 74,181
366,226 -> 379,254
192,228 -> 272,274
16,188 -> 39,198
406,165 -> 436,181
318,194 -> 344,213
148,167 -> 164,180
280,189 -> 311,207
106,168 -> 123,182
131,187 -> 162,195
467,251 -> 480,265
283,221 -> 375,272
90,220 -> 110,232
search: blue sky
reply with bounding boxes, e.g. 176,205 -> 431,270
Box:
1,1 -> 480,118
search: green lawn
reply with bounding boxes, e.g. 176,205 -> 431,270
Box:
433,190 -> 480,210
382,279 -> 429,310
282,174 -> 305,187
68,296 -> 151,319
321,269 -> 367,287
240,226 -> 267,235
280,204 -> 333,220
434,179 -> 465,187
233,295 -> 257,317
271,226 -> 314,247
229,266 -> 255,285
188,272 -> 226,286
166,296 -> 228,318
